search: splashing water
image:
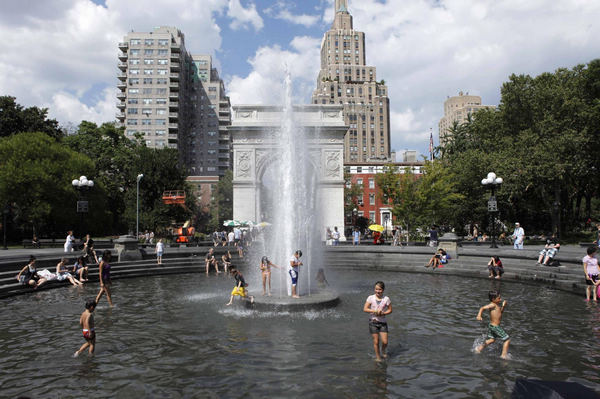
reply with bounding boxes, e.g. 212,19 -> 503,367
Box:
255,70 -> 324,298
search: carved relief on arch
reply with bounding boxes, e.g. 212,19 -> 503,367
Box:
235,150 -> 253,179
323,150 -> 342,178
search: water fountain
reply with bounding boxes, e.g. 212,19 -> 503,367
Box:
230,74 -> 347,309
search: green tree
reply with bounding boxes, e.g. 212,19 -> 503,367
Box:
0,96 -> 62,139
208,170 -> 233,231
0,132 -> 107,237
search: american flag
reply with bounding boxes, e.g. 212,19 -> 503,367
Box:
429,128 -> 434,161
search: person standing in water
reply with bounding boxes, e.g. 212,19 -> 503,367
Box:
260,256 -> 280,296
74,298 -> 96,357
95,250 -> 114,306
289,250 -> 303,298
363,281 -> 392,361
475,290 -> 510,359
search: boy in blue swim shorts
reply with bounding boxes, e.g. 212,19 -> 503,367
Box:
289,250 -> 303,298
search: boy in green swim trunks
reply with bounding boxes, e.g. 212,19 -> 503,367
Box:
475,290 -> 510,359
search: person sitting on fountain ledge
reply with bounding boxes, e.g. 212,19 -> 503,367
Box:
289,250 -> 303,298
226,266 -> 254,306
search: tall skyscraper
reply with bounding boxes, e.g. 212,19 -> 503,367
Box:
117,26 -> 231,177
312,0 -> 391,163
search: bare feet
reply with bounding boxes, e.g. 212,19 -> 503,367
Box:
292,295 -> 300,299
73,351 -> 80,358
226,302 -> 232,306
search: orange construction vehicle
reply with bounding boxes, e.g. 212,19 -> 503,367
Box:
175,220 -> 195,243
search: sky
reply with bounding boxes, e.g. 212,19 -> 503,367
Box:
1,0 -> 600,158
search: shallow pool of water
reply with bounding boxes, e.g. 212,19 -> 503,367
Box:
1,269 -> 599,398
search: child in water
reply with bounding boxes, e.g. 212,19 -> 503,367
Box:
226,266 -> 254,306
476,290 -> 510,359
259,256 -> 280,296
363,281 -> 392,361
74,298 -> 96,357
315,268 -> 329,289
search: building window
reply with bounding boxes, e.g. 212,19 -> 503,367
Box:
158,49 -> 168,55
141,119 -> 152,125
142,88 -> 152,94
126,130 -> 137,136
369,211 -> 375,222
130,39 -> 141,45
144,39 -> 154,46
156,78 -> 167,84
129,69 -> 140,75
129,59 -> 140,65
156,88 -> 167,94
144,59 -> 154,65
369,194 -> 375,205
157,69 -> 168,75
356,178 -> 363,186
156,98 -> 167,104
143,69 -> 153,75
144,49 -> 153,55
127,108 -> 138,114
368,179 -> 374,189
156,108 -> 166,115
142,98 -> 152,105
141,108 -> 152,115
128,88 -> 139,94
158,39 -> 169,46
130,49 -> 140,56
129,78 -> 139,85
157,59 -> 168,65
128,98 -> 138,104
143,78 -> 152,84
155,119 -> 166,125
127,119 -> 138,125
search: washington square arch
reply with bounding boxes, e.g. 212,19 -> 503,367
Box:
229,104 -> 347,240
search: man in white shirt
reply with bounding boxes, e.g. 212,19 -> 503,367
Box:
332,226 -> 341,246
512,222 -> 525,249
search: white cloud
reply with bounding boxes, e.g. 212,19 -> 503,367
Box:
227,0 -> 264,31
227,36 -> 321,106
265,1 -> 321,27
325,0 -> 600,156
0,0 -> 231,127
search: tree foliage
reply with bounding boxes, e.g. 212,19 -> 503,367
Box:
442,59 -> 600,235
0,132 -> 107,236
375,162 -> 463,237
0,96 -> 62,139
208,170 -> 233,231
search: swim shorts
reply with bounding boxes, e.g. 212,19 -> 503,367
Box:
369,320 -> 388,334
289,269 -> 298,286
82,329 -> 95,340
586,274 -> 599,286
231,286 -> 247,297
487,323 -> 509,341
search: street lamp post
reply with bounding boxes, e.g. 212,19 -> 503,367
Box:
72,176 -> 94,237
136,174 -> 144,240
352,208 -> 358,228
481,172 -> 503,249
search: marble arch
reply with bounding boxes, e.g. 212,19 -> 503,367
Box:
229,104 -> 347,239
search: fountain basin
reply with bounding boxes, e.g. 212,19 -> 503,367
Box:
250,289 -> 340,311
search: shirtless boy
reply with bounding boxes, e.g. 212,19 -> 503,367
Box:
74,298 -> 96,357
475,290 -> 510,359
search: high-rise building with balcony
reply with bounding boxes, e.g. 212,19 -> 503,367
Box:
117,26 -> 231,177
312,0 -> 391,163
